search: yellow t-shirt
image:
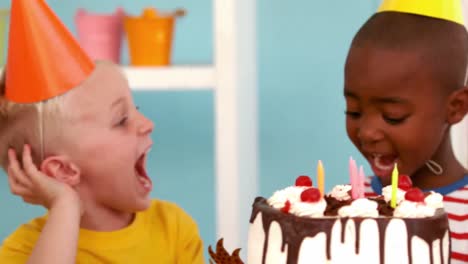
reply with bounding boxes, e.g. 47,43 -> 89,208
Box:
0,200 -> 206,263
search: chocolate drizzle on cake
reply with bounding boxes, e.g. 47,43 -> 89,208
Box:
250,197 -> 450,264
338,218 -> 363,254
251,197 -> 336,263
339,218 -> 346,244
354,218 -> 363,254
401,217 -> 449,264
376,220 -> 388,264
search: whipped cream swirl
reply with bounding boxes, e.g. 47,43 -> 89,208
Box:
267,186 -> 307,209
338,198 -> 379,217
382,185 -> 406,205
393,200 -> 436,218
424,191 -> 444,209
289,199 -> 327,217
328,185 -> 352,201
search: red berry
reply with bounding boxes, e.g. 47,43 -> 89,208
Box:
295,175 -> 313,187
301,188 -> 321,203
398,175 -> 413,191
404,188 -> 425,202
281,200 -> 291,213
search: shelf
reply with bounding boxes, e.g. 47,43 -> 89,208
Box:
124,65 -> 215,90
0,65 -> 216,91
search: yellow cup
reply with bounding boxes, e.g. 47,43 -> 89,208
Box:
124,8 -> 183,66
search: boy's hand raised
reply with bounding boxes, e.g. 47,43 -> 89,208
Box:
7,145 -> 83,264
7,145 -> 83,216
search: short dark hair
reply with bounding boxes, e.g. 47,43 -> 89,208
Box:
349,11 -> 468,91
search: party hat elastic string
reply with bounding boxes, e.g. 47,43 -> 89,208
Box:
425,160 -> 443,175
37,102 -> 45,163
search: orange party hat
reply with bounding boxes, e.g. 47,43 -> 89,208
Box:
5,0 -> 95,103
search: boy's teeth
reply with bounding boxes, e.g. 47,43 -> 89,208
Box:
138,175 -> 151,188
373,155 -> 396,170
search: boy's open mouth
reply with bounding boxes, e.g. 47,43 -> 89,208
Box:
370,154 -> 398,177
135,148 -> 152,192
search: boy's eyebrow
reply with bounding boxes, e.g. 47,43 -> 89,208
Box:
344,90 -> 409,104
373,97 -> 408,104
110,97 -> 125,109
344,90 -> 358,98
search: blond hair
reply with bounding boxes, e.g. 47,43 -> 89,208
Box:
0,70 -> 72,170
0,61 -> 118,170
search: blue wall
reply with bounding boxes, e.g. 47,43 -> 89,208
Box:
0,0 -> 379,256
258,1 -> 377,196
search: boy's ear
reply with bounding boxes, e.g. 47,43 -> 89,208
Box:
446,87 -> 468,124
40,156 -> 81,186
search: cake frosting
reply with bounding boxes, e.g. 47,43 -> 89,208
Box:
247,175 -> 451,264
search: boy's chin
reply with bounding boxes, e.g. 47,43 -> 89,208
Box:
132,197 -> 152,212
114,197 -> 152,213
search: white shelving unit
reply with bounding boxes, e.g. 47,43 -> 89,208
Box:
123,65 -> 215,90
124,0 -> 258,252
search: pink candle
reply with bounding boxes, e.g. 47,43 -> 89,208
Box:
349,157 -> 358,199
358,166 -> 365,198
349,157 -> 353,195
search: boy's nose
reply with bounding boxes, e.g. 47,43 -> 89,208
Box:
357,123 -> 384,145
137,114 -> 154,135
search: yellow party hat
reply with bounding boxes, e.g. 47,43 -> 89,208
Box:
377,0 -> 465,25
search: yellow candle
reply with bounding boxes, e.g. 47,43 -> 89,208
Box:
317,160 -> 325,196
390,163 -> 399,208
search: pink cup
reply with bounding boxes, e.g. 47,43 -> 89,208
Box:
75,8 -> 124,63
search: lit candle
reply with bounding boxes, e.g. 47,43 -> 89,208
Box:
390,163 -> 399,208
317,160 -> 325,196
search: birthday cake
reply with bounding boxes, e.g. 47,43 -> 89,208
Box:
247,175 -> 451,264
